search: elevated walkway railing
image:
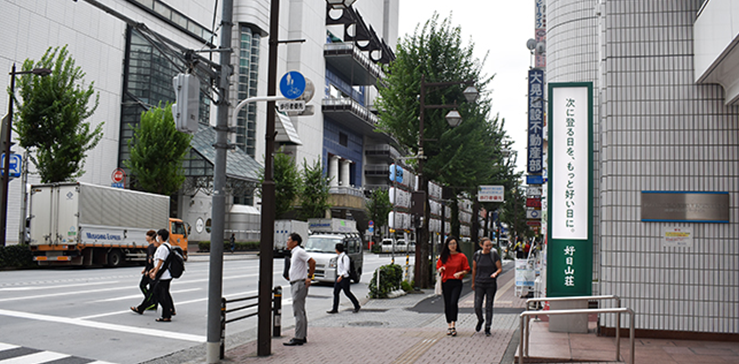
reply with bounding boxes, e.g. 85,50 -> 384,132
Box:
519,295 -> 634,364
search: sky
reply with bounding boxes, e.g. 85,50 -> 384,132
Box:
397,1 -> 535,175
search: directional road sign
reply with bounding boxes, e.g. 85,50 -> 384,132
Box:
1,153 -> 21,178
279,71 -> 306,99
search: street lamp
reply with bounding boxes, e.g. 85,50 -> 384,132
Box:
415,74 -> 478,288
1,64 -> 52,246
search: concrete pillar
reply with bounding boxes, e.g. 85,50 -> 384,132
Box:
340,159 -> 351,186
329,155 -> 340,187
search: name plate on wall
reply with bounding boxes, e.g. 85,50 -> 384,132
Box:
641,191 -> 729,223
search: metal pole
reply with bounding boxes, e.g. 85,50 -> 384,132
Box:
257,0 -> 279,356
220,298 -> 226,360
415,74 -> 430,288
519,315 -> 525,364
206,0 -> 233,362
18,149 -> 28,244
272,286 -> 282,337
629,311 -> 635,364
1,64 -> 16,247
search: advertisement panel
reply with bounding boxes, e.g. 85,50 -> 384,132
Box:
527,69 -> 544,174
546,82 -> 593,297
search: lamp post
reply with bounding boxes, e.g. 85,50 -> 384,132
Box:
415,74 -> 477,288
1,64 -> 51,246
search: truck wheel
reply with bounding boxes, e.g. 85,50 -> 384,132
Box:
107,250 -> 124,267
353,267 -> 362,283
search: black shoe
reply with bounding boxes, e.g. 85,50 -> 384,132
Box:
326,310 -> 338,314
353,306 -> 361,313
283,338 -> 304,346
475,319 -> 483,332
485,329 -> 491,336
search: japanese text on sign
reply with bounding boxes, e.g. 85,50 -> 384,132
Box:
564,245 -> 575,286
527,69 -> 544,174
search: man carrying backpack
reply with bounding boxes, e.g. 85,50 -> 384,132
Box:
148,229 -> 176,322
327,243 -> 361,314
471,237 -> 502,336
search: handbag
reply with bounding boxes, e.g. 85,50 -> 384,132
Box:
434,272 -> 442,295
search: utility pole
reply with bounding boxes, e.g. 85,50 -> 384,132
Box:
205,0 -> 233,362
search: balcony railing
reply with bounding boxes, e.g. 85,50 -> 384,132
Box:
322,97 -> 378,126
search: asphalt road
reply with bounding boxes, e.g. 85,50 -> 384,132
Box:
0,252 -> 414,364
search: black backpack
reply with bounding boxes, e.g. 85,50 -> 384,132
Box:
165,244 -> 186,279
348,256 -> 359,282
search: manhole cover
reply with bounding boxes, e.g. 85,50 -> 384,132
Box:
348,321 -> 385,327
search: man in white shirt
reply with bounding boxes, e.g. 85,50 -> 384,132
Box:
283,233 -> 315,346
327,243 -> 360,314
149,229 -> 175,322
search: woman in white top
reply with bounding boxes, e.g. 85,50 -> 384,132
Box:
327,243 -> 361,314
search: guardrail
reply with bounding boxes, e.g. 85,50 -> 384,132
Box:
220,287 -> 282,359
519,295 -> 634,364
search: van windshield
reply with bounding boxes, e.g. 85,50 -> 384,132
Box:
305,236 -> 341,253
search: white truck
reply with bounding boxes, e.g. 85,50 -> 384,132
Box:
305,218 -> 363,283
273,219 -> 309,257
28,182 -> 189,267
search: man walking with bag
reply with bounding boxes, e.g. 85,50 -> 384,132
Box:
327,243 -> 361,314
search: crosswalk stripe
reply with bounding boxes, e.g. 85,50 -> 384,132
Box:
0,342 -> 116,364
0,351 -> 69,363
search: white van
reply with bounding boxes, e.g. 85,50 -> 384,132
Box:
306,232 -> 363,284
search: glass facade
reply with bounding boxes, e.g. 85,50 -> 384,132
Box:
236,25 -> 261,158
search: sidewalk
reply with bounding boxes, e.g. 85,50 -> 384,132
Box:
175,260 -> 739,364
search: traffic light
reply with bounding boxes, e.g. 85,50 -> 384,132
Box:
172,73 -> 200,134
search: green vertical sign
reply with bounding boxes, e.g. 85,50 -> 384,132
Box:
547,82 -> 593,297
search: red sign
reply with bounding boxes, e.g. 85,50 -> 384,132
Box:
112,168 -> 125,183
526,220 -> 541,226
526,197 -> 541,208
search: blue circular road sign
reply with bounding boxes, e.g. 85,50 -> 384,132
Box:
279,71 -> 306,99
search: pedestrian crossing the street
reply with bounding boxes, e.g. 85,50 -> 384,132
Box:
0,342 -> 115,364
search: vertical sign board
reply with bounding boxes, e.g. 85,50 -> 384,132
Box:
527,69 -> 545,174
547,82 -> 593,297
535,0 -> 547,68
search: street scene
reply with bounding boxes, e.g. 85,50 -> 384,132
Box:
2,0 -> 739,363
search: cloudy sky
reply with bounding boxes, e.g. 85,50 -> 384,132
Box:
397,1 -> 535,174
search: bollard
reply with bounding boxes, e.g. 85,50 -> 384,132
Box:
405,253 -> 410,281
272,286 -> 282,337
220,297 -> 226,359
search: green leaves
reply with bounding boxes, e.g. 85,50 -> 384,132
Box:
124,103 -> 192,195
13,45 -> 103,183
366,188 -> 392,233
298,158 -> 331,219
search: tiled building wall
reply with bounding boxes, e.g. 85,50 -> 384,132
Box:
597,0 -> 739,333
547,0 -> 602,293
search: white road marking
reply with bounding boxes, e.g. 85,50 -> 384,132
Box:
0,309 -> 206,343
0,343 -> 18,351
0,281 -> 120,292
0,351 -> 68,363
92,288 -> 202,303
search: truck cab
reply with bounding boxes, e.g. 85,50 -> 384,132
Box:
169,218 -> 189,260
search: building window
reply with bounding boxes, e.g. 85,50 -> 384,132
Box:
236,25 -> 261,158
119,27 -> 211,178
339,132 -> 348,147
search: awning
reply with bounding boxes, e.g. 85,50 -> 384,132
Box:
276,110 -> 303,145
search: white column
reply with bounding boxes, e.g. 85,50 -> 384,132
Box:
329,155 -> 340,187
340,159 -> 351,186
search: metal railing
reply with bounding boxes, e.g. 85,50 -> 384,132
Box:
519,295 -> 635,364
220,286 -> 282,359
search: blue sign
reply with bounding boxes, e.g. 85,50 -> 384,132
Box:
279,71 -> 306,99
389,164 -> 403,183
0,154 -> 21,178
527,174 -> 544,185
527,69 -> 544,174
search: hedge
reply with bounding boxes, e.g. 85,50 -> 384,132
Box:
368,263 -> 403,298
197,240 -> 260,252
0,244 -> 35,269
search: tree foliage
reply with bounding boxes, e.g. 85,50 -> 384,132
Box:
299,159 -> 331,219
12,45 -> 104,182
376,13 -> 520,197
366,188 -> 393,235
257,148 -> 302,219
124,103 -> 192,195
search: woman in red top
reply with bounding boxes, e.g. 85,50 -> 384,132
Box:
436,236 -> 470,336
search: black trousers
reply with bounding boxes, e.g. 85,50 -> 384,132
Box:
474,280 -> 498,329
332,276 -> 359,311
136,275 -> 158,312
441,279 -> 463,323
154,279 -> 174,319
